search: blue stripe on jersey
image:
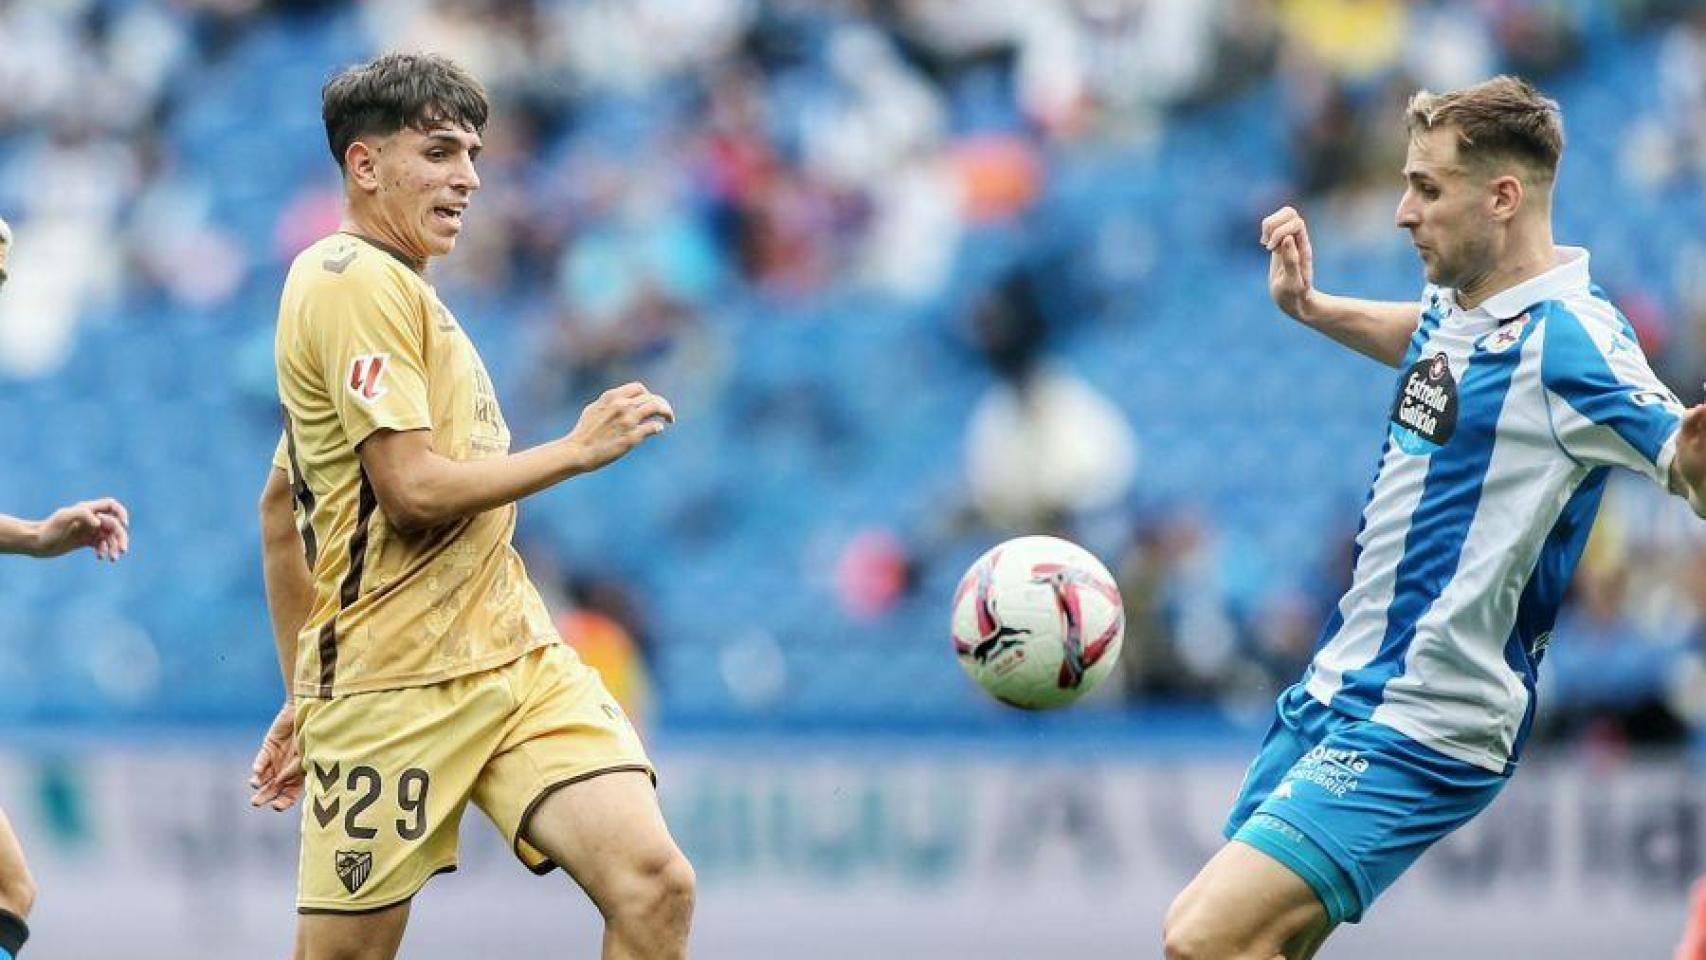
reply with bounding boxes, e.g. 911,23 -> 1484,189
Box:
1540,301 -> 1674,463
1330,329 -> 1524,716
1309,304 -> 1444,664
1501,466 -> 1608,770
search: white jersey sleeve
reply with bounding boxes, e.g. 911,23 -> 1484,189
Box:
1540,301 -> 1683,486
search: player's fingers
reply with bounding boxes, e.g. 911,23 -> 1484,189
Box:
652,394 -> 676,423
252,740 -> 277,777
1278,236 -> 1305,283
85,498 -> 129,527
633,394 -> 675,424
104,517 -> 129,557
1259,206 -> 1297,244
251,775 -> 281,807
271,778 -> 304,810
1265,218 -> 1305,252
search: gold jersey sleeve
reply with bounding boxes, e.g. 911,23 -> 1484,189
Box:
275,234 -> 560,699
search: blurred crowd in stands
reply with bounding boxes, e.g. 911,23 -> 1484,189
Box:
3,0 -> 1706,749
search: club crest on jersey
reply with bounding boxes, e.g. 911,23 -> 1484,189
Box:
1389,350 -> 1458,455
1477,313 -> 1530,354
335,849 -> 373,895
347,354 -> 389,403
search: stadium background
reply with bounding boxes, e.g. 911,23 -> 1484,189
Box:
0,0 -> 1703,956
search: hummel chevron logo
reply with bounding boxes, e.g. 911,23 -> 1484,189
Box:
313,797 -> 340,829
312,762 -> 341,829
323,249 -> 357,274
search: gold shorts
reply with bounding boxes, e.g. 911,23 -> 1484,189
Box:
294,642 -> 652,914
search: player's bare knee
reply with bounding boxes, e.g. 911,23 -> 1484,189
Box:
1160,906 -> 1212,960
608,848 -> 695,928
0,866 -> 37,918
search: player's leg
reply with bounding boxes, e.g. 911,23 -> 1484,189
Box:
1282,917 -> 1337,960
290,673 -> 507,960
0,809 -> 33,958
521,770 -> 694,960
1163,839 -> 1332,960
293,902 -> 410,960
475,643 -> 691,960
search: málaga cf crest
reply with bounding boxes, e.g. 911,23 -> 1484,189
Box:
336,849 -> 373,895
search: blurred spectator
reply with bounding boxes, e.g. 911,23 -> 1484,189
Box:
960,270 -> 1137,532
555,574 -> 657,730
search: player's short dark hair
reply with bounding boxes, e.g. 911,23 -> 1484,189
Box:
1405,76 -> 1564,182
322,53 -> 488,172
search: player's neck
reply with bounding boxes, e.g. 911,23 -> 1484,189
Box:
1456,226 -> 1555,312
338,212 -> 428,275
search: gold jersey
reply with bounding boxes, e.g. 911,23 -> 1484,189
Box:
273,233 -> 557,699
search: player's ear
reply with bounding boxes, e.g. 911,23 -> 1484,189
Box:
1488,173 -> 1523,223
344,139 -> 382,193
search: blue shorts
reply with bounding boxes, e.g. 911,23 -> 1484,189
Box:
1223,684 -> 1508,924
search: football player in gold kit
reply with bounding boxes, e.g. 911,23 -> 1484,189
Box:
247,56 -> 692,960
0,214 -> 132,960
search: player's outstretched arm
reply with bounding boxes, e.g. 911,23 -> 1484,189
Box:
1262,206 -> 1420,368
251,467 -> 309,811
0,498 -> 129,560
359,380 -> 675,532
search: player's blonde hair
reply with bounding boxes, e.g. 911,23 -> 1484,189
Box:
1406,76 -> 1564,182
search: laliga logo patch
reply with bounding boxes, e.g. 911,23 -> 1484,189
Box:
336,849 -> 373,895
1389,351 -> 1458,455
348,354 -> 389,403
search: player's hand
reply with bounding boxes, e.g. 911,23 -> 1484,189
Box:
32,497 -> 130,561
1676,404 -> 1706,512
564,381 -> 676,473
249,702 -> 304,812
1261,206 -> 1318,325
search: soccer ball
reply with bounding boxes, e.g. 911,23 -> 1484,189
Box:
950,535 -> 1125,710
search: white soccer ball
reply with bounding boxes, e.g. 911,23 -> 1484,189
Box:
950,535 -> 1125,710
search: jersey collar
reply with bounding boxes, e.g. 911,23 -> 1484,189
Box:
1467,246 -> 1591,322
340,231 -> 427,275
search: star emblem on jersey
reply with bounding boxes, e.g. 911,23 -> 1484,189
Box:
336,849 -> 373,895
1390,351 -> 1458,455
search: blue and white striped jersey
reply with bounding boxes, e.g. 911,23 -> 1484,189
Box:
1304,248 -> 1684,774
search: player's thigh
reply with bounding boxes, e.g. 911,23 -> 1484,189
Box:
0,807 -> 32,914
473,643 -> 657,875
1282,917 -> 1338,960
1167,839 -> 1328,958
520,769 -> 690,913
294,900 -> 410,960
295,675 -> 508,915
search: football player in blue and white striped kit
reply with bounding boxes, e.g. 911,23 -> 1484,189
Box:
1163,76 -> 1706,960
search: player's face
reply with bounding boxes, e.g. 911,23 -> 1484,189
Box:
371,123 -> 482,261
1395,126 -> 1497,292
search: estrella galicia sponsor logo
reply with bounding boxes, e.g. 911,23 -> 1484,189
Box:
1284,746 -> 1370,799
1390,351 -> 1458,455
336,849 -> 373,895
